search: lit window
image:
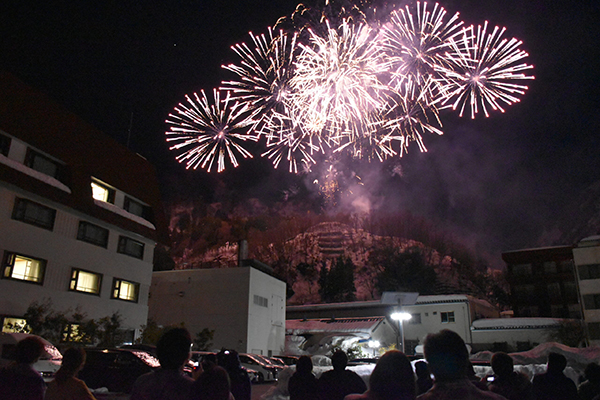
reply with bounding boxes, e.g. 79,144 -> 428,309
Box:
70,269 -> 102,295
118,236 -> 144,260
77,221 -> 109,248
2,317 -> 28,333
12,198 -> 56,230
24,149 -> 66,183
440,311 -> 455,323
0,132 -> 10,156
112,279 -> 139,302
91,181 -> 115,203
3,253 -> 46,284
63,323 -> 90,343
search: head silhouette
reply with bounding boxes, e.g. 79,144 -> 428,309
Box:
156,327 -> 191,370
547,352 -> 567,374
331,350 -> 348,371
369,350 -> 416,400
296,355 -> 313,374
423,330 -> 469,382
16,336 -> 45,364
491,352 -> 514,378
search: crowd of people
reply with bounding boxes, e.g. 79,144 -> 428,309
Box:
1,328 -> 600,400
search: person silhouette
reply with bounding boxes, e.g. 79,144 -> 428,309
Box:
345,350 -> 416,400
130,327 -> 195,400
485,351 -> 532,400
45,347 -> 96,400
288,355 -> 318,400
531,352 -> 577,400
579,362 -> 600,400
416,329 -> 505,400
318,350 -> 367,400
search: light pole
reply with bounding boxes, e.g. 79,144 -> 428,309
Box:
391,311 -> 412,353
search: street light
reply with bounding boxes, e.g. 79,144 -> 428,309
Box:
391,312 -> 412,353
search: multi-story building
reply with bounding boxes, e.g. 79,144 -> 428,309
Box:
502,245 -> 581,319
572,235 -> 600,345
0,72 -> 168,342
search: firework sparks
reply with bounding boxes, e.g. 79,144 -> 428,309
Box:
165,90 -> 257,173
166,1 -> 534,173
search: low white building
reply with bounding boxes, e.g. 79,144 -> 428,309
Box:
0,72 -> 168,342
149,266 -> 286,356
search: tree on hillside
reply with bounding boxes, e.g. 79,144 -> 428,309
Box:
319,257 -> 357,303
370,246 -> 437,295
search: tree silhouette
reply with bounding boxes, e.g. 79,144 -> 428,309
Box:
370,246 -> 437,295
319,257 -> 357,303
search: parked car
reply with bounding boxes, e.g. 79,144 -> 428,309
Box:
273,355 -> 298,366
239,353 -> 279,382
0,332 -> 62,382
78,348 -> 160,393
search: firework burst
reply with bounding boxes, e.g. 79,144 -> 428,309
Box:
166,1 -> 534,173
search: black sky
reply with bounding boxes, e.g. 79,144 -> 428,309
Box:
1,0 -> 599,266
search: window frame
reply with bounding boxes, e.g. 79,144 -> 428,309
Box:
24,148 -> 67,183
579,264 -> 600,280
117,236 -> 145,260
2,252 -> 46,285
0,132 -> 11,156
12,197 -> 56,231
91,180 -> 116,204
124,196 -> 151,220
69,268 -> 102,296
77,221 -> 109,248
440,311 -> 455,324
111,278 -> 140,303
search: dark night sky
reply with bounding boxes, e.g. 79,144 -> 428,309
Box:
1,0 -> 599,266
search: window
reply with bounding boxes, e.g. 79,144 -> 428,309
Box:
254,295 -> 268,308
124,197 -> 150,219
70,269 -> 102,295
24,149 -> 66,183
91,180 -> 115,203
118,236 -> 144,259
579,264 -> 600,280
0,132 -> 10,156
512,264 -> 532,276
409,313 -> 421,324
12,198 -> 56,230
77,221 -> 109,248
584,294 -> 600,310
544,261 -> 557,275
2,317 -> 28,333
440,312 -> 455,323
112,279 -> 139,302
547,283 -> 561,302
3,253 -> 46,284
588,322 -> 600,340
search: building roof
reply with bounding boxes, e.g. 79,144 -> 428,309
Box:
0,71 -> 168,244
286,317 -> 386,335
501,245 -> 574,263
471,317 -> 562,330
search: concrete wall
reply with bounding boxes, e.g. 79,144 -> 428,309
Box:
149,267 -> 286,356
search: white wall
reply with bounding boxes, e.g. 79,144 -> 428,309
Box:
401,301 -> 473,346
0,187 -> 155,335
149,267 -> 286,356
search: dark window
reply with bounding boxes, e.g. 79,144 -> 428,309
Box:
117,236 -> 144,260
77,221 -> 109,248
588,322 -> 600,340
579,264 -> 600,280
69,269 -> 102,295
253,295 -> 268,308
544,262 -> 557,275
24,148 -> 66,183
441,312 -> 455,323
547,283 -> 561,302
583,294 -> 600,310
3,252 -> 46,284
0,133 -> 11,156
512,264 -> 532,276
12,198 -> 56,230
112,279 -> 140,302
124,197 -> 150,220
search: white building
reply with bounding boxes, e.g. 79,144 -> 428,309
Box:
0,72 -> 168,342
286,295 -> 500,355
149,266 -> 287,356
572,235 -> 600,345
